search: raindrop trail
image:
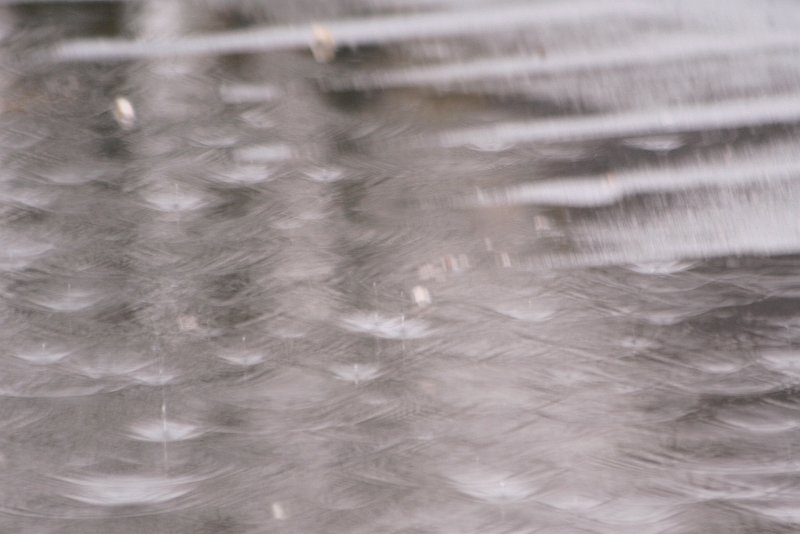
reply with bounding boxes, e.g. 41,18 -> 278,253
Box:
329,32 -> 800,91
51,1 -> 663,61
438,93 -> 800,148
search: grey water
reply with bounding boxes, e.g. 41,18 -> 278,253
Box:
3,1 -> 800,532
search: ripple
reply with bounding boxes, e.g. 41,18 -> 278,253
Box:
739,501 -> 800,522
67,355 -> 154,381
33,164 -> 105,185
340,312 -> 431,339
234,144 -> 293,164
56,473 -> 201,506
329,363 -> 382,384
303,166 -> 344,183
128,419 -> 205,442
626,261 -> 696,274
492,301 -> 557,322
13,342 -> 74,365
26,285 -> 104,312
583,497 -> 681,525
217,350 -> 265,366
684,352 -> 749,374
713,403 -> 798,433
141,186 -> 214,213
444,467 -> 540,503
0,184 -> 59,209
758,349 -> 800,377
640,310 -> 692,326
128,367 -> 179,386
186,125 -> 241,148
0,235 -> 53,269
219,82 -> 281,104
534,487 -> 607,511
620,336 -> 661,351
212,165 -> 273,185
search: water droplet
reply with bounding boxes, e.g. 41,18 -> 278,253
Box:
271,502 -> 287,520
412,285 -> 432,307
112,96 -> 136,130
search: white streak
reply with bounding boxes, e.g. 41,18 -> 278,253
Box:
53,2 -> 663,61
469,159 -> 800,208
339,33 -> 800,90
442,93 -> 800,148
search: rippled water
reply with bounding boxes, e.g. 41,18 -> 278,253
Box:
3,1 -> 800,532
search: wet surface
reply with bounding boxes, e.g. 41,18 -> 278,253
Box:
3,1 -> 800,532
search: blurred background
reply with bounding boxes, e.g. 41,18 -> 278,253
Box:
2,0 -> 800,532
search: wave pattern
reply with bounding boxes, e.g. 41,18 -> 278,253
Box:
2,1 -> 800,532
